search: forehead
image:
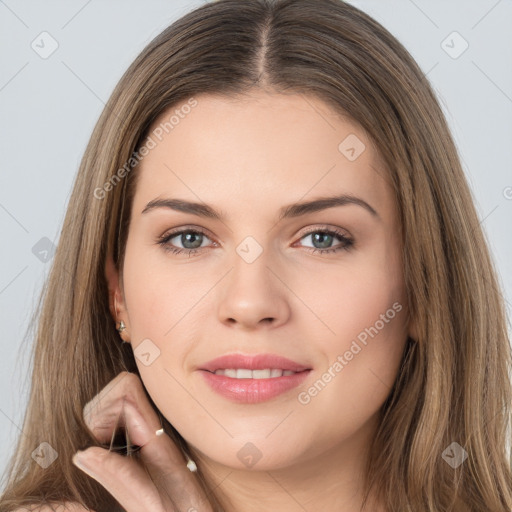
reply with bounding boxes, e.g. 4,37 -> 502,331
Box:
132,91 -> 392,221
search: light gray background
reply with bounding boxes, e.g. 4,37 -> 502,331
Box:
1,0 -> 511,487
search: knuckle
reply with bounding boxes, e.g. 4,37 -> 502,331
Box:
119,374 -> 149,409
82,372 -> 151,436
83,372 -> 137,416
88,409 -> 121,436
123,371 -> 145,393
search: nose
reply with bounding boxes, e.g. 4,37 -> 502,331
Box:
216,248 -> 291,330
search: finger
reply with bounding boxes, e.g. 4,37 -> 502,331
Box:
72,446 -> 167,512
83,371 -> 131,421
83,372 -> 161,445
82,373 -> 213,511
142,432 -> 213,512
116,400 -> 213,511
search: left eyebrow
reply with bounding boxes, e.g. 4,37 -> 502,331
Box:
279,194 -> 380,221
141,194 -> 380,221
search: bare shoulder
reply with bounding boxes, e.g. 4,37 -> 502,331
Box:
11,502 -> 95,512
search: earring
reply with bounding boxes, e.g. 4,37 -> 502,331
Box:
114,296 -> 129,343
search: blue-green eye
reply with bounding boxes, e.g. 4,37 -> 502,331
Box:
156,227 -> 354,257
157,228 -> 211,257
297,228 -> 354,254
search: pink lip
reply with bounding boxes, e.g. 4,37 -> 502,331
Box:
198,353 -> 312,404
199,370 -> 311,404
199,353 -> 311,373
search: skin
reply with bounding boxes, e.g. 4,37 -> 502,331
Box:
96,90 -> 417,512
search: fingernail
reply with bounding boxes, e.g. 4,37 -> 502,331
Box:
72,451 -> 95,478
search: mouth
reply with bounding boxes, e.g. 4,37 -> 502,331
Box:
208,368 -> 301,378
198,353 -> 312,403
199,352 -> 312,373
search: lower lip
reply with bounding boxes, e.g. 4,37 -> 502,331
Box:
199,370 -> 311,404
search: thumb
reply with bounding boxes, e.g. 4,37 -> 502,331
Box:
72,446 -> 169,512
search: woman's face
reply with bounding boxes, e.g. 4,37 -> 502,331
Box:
111,90 -> 413,473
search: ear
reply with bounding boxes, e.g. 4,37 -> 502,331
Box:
105,252 -> 129,332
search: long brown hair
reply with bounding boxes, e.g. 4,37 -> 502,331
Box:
1,0 -> 511,510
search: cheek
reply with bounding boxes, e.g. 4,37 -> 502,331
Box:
297,254 -> 407,434
301,312 -> 406,450
121,248 -> 205,430
122,242 -> 201,340
295,242 -> 406,353
122,245 -> 209,394
294,242 -> 407,408
307,277 -> 406,404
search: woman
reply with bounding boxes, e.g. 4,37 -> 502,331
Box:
1,0 -> 511,511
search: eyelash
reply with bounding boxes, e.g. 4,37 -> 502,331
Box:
156,226 -> 354,257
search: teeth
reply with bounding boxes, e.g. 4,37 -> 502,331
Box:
213,368 -> 297,379
252,369 -> 271,379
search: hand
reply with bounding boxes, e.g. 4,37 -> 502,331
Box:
73,371 -> 213,512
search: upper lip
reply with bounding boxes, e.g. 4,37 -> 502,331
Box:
199,353 -> 312,373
